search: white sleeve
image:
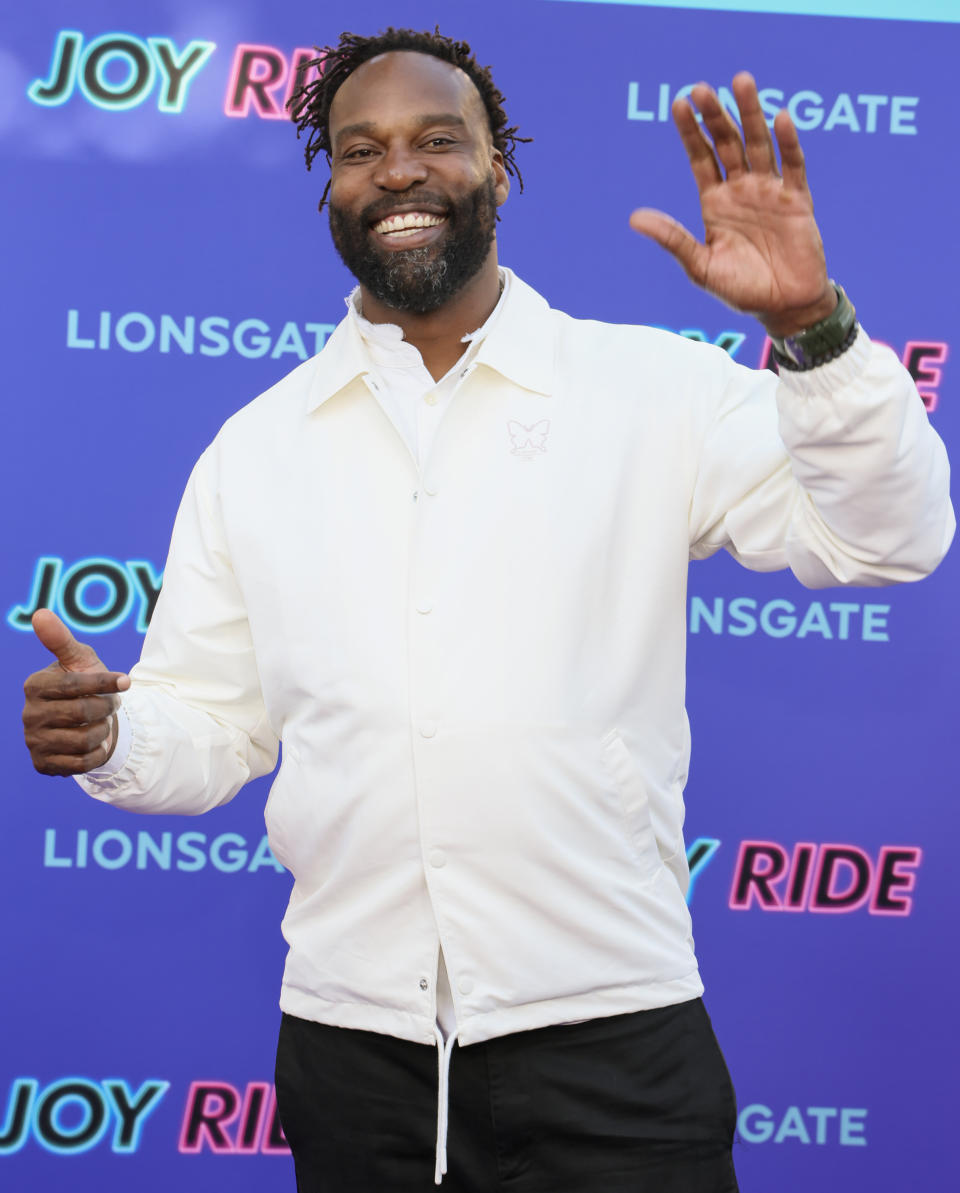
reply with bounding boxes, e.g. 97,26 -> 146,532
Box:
76,704 -> 132,779
75,446 -> 279,814
688,330 -> 955,587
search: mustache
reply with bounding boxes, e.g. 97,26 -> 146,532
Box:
358,192 -> 453,225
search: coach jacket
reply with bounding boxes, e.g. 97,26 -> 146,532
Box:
79,270 -> 954,1050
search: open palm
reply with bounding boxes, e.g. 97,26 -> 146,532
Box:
630,73 -> 836,338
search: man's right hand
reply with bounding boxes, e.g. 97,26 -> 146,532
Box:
22,609 -> 130,776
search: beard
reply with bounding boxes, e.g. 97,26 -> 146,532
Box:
328,176 -> 498,315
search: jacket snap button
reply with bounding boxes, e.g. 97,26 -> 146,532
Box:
457,977 -> 474,995
429,849 -> 447,868
419,977 -> 429,991
419,721 -> 437,738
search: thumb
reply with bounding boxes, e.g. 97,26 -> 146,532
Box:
629,208 -> 706,283
32,608 -> 105,673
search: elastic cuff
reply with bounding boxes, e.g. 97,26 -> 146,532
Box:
775,326 -> 874,400
75,703 -> 132,784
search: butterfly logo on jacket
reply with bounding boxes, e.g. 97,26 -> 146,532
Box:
507,419 -> 551,461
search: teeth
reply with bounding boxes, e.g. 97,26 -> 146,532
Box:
373,212 -> 445,234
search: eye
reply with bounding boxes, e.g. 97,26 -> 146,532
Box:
342,146 -> 377,160
423,136 -> 456,149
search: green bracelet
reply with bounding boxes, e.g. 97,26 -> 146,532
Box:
770,284 -> 858,372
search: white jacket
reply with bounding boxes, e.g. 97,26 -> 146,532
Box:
80,271 -> 954,1049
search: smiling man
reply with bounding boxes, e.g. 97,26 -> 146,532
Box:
325,51 -> 504,331
21,26 -> 953,1193
317,41 -> 512,382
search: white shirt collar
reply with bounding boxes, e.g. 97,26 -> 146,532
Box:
346,269 -> 511,370
305,268 -> 555,413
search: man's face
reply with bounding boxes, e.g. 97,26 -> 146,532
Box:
326,51 -> 509,315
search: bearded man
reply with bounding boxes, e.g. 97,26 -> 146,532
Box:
22,27 -> 953,1193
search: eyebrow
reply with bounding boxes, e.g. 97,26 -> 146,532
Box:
334,113 -> 467,147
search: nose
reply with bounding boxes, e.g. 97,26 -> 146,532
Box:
373,142 -> 428,191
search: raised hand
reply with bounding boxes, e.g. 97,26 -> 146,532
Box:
629,72 -> 837,338
22,609 -> 130,776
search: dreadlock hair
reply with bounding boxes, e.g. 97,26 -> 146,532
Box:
287,27 -> 531,212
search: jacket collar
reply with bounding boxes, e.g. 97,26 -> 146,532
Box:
305,268 -> 556,413
472,270 -> 555,396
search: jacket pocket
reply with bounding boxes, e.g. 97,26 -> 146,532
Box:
599,729 -> 662,884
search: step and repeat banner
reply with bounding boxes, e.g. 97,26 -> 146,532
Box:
2,2 -> 957,1191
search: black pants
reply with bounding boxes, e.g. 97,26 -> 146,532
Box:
275,998 -> 739,1192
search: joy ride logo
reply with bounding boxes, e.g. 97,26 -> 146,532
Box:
685,838 -> 921,914
0,1077 -> 288,1157
27,30 -> 321,117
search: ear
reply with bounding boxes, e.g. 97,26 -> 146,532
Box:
491,147 -> 510,206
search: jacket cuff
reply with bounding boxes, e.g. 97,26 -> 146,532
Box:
775,325 -> 873,401
73,691 -> 147,799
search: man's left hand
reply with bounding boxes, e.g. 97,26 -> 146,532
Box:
629,72 -> 836,338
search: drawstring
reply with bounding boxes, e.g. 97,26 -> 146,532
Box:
433,1026 -> 457,1184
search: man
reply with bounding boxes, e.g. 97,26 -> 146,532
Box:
22,27 -> 953,1193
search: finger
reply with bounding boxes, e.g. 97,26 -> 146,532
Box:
629,208 -> 708,286
31,740 -> 116,777
671,95 -> 723,194
31,608 -> 101,672
689,83 -> 749,179
732,71 -> 778,175
773,109 -> 808,192
23,693 -> 120,729
24,666 -> 130,701
25,720 -> 112,758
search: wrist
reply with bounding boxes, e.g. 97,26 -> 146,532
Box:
768,282 -> 858,372
760,287 -> 837,339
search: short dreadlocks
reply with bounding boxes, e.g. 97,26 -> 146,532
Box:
287,28 -> 530,211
